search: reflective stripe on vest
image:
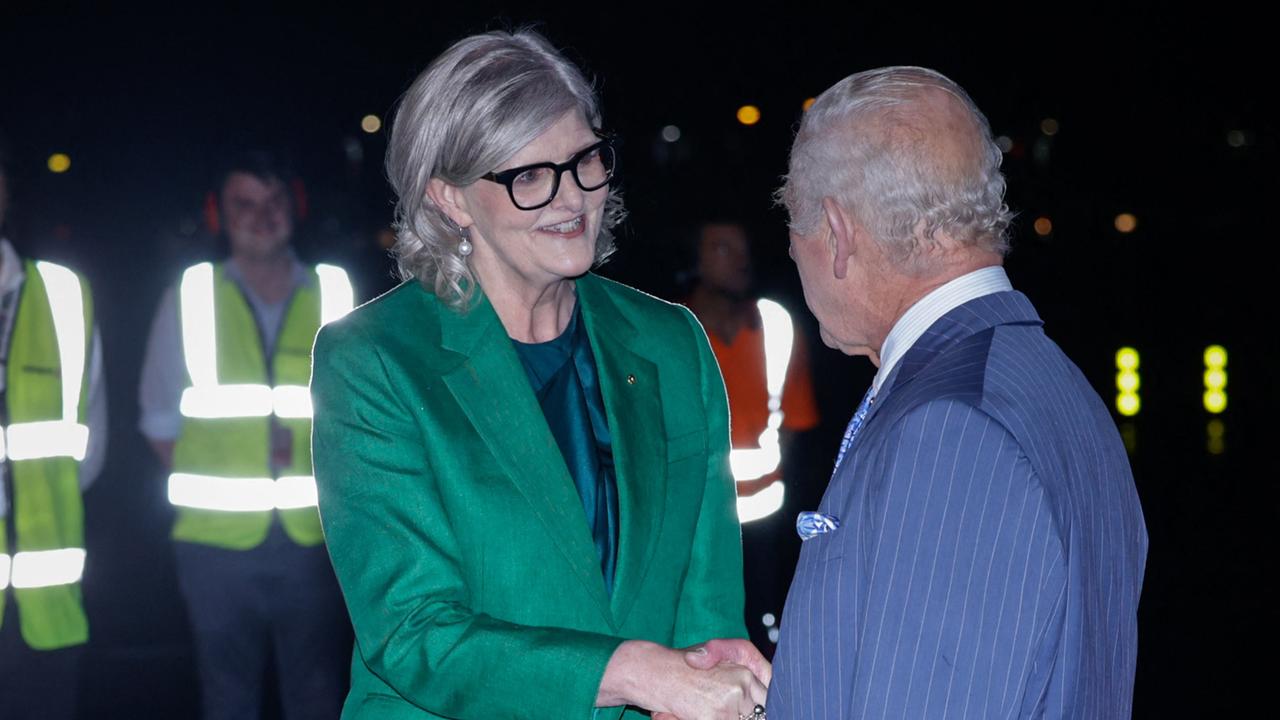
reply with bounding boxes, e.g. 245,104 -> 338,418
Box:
0,548 -> 86,590
177,262 -> 351,420
732,298 -> 794,523
729,299 -> 793,481
178,384 -> 313,419
170,262 -> 350,511
736,479 -> 786,524
0,262 -> 90,461
168,473 -> 318,512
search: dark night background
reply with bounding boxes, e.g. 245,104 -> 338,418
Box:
1,3 -> 1273,717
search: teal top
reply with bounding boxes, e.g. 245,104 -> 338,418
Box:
511,303 -> 620,594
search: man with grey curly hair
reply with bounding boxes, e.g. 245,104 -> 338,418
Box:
757,67 -> 1148,718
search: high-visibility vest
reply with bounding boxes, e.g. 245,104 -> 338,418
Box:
168,262 -> 352,550
732,298 -> 792,524
0,260 -> 93,650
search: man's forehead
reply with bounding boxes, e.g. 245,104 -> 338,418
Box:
222,171 -> 286,198
702,223 -> 747,244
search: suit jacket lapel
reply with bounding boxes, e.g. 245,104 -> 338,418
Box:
437,290 -> 614,627
577,275 -> 667,627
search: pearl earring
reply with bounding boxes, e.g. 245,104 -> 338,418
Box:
455,222 -> 473,257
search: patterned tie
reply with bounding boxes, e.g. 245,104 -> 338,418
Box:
796,384 -> 877,541
833,384 -> 877,474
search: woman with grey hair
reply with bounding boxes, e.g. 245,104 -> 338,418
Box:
311,29 -> 768,719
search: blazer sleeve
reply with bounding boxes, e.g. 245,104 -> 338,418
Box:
671,307 -> 750,646
846,398 -> 1068,719
311,322 -> 625,720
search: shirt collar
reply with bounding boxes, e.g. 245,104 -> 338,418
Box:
223,251 -> 312,291
872,265 -> 1013,395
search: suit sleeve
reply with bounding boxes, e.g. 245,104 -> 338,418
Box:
311,322 -> 625,720
847,399 -> 1067,719
671,307 -> 750,646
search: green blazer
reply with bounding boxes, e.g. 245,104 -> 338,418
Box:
311,273 -> 747,719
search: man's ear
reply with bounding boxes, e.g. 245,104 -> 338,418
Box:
425,178 -> 474,229
822,197 -> 854,280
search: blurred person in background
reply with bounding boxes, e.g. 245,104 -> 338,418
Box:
138,150 -> 355,719
682,217 -> 817,657
0,130 -> 108,720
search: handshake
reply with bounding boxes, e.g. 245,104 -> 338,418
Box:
599,638 -> 771,720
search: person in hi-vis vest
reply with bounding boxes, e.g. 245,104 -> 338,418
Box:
0,134 -> 109,720
682,219 -> 818,658
139,151 -> 354,720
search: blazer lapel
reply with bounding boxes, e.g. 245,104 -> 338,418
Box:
577,276 -> 667,627
437,291 -> 614,627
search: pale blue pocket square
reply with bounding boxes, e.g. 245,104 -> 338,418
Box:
796,511 -> 841,541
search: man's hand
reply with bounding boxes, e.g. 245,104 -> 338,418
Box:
683,638 -> 771,685
147,438 -> 175,469
652,638 -> 771,720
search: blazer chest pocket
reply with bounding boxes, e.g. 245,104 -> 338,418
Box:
666,429 -> 706,465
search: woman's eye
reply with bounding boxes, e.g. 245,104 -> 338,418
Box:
514,168 -> 546,185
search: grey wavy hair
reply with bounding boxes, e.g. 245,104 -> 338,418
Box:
779,66 -> 1013,275
386,29 -> 624,306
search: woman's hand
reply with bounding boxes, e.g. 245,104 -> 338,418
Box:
664,660 -> 767,720
597,640 -> 767,719
651,638 -> 772,720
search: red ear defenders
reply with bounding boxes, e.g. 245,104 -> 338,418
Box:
202,178 -> 310,235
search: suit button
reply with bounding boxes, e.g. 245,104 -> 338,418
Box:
626,374 -> 636,385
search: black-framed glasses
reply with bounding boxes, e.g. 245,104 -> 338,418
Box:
480,134 -> 617,211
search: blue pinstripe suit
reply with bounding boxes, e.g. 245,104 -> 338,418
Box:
768,291 -> 1147,719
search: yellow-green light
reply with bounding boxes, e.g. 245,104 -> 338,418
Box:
1117,393 -> 1141,417
1207,419 -> 1225,440
1116,372 -> 1140,393
1204,345 -> 1227,368
1203,368 -> 1227,391
1203,390 -> 1227,414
